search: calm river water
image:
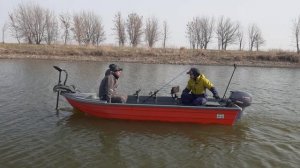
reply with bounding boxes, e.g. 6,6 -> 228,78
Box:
0,59 -> 299,168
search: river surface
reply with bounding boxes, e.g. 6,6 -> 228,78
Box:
0,59 -> 299,168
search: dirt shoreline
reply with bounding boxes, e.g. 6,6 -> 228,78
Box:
0,43 -> 299,68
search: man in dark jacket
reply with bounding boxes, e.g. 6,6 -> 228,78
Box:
99,64 -> 128,103
181,67 -> 220,106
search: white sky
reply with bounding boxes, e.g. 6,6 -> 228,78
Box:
1,0 -> 300,50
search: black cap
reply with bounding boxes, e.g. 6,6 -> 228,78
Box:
109,64 -> 123,72
187,67 -> 200,76
109,64 -> 116,70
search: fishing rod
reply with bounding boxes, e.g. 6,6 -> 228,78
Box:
222,64 -> 237,99
142,67 -> 190,103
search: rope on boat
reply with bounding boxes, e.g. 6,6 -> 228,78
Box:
53,84 -> 77,93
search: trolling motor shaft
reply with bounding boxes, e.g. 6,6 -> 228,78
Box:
53,66 -> 69,110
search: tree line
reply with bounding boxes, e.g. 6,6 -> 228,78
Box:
1,2 -> 300,53
2,2 -> 169,49
186,16 -> 265,51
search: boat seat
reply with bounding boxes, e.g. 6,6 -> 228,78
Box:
86,94 -> 99,99
85,94 -> 107,103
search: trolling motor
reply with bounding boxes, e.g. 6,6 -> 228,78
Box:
53,66 -> 76,110
53,66 -> 77,93
53,66 -> 68,85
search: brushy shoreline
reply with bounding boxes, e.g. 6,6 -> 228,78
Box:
0,43 -> 299,68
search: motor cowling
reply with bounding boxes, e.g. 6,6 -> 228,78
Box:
227,91 -> 252,108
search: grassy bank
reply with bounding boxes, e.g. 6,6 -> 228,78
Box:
0,43 -> 299,68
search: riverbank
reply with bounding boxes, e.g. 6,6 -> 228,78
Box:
0,43 -> 299,68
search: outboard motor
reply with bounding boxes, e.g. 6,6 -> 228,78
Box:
227,91 -> 252,108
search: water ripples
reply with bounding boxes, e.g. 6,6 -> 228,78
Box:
0,60 -> 299,167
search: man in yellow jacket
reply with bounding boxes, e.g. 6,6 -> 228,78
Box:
181,67 -> 220,105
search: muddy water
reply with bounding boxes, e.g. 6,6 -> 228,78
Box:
0,59 -> 299,167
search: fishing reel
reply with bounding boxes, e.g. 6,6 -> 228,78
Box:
133,89 -> 141,103
170,86 -> 180,99
140,89 -> 159,104
145,90 -> 159,104
149,90 -> 159,98
170,86 -> 180,104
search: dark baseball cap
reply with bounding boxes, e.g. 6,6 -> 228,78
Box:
187,67 -> 200,75
109,64 -> 123,72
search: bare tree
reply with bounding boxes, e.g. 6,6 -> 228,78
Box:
254,31 -> 265,51
72,13 -> 84,45
92,18 -> 105,46
112,12 -> 126,46
72,11 -> 105,46
2,22 -> 8,43
162,20 -> 169,49
9,3 -> 34,44
187,18 -> 202,49
82,12 -> 104,45
216,16 -> 239,50
292,16 -> 300,54
145,17 -> 160,48
81,12 -> 94,45
59,13 -> 71,45
186,16 -> 214,50
248,24 -> 257,51
193,17 -> 203,49
31,4 -> 47,44
237,26 -> 244,51
45,10 -> 58,45
200,17 -> 214,49
126,13 -> 143,47
248,24 -> 264,51
8,13 -> 21,43
17,3 -> 34,44
8,2 -> 48,44
186,21 -> 197,49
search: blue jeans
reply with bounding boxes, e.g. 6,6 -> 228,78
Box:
181,93 -> 207,106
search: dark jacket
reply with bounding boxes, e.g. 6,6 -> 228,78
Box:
104,69 -> 111,76
99,73 -> 119,102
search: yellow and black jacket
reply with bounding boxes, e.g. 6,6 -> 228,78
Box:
186,74 -> 214,95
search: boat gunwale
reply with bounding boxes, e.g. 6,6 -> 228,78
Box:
62,92 -> 242,111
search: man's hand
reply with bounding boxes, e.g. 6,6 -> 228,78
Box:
182,88 -> 190,94
210,87 -> 220,100
213,94 -> 220,100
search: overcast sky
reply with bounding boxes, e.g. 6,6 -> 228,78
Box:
1,0 -> 300,50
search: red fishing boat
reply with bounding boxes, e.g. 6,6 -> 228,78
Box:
53,66 -> 252,125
